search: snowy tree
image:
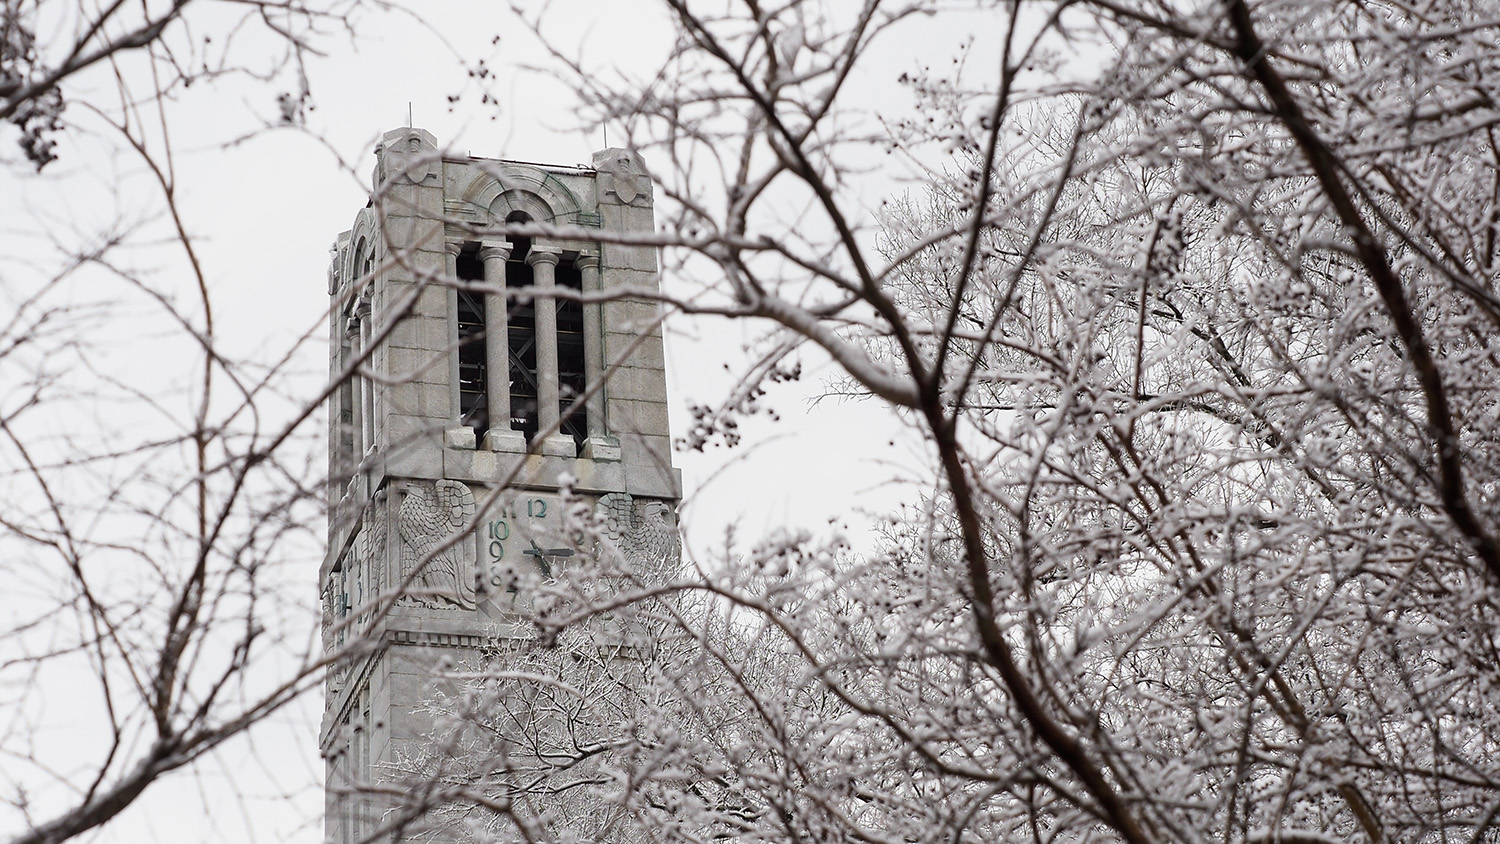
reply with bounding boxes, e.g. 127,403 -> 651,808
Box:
400,1 -> 1500,843
7,0 -> 1500,842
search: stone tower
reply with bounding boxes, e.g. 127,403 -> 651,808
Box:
321,127 -> 679,843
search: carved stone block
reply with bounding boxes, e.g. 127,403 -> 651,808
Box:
395,479 -> 478,610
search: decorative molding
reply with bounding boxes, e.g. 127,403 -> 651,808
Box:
456,163 -> 585,226
525,246 -> 562,267
477,242 -> 513,263
358,490 -> 387,602
387,629 -> 494,649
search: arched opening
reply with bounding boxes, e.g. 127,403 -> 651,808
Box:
337,323 -> 355,471
448,209 -> 595,454
502,211 -> 588,450
338,237 -> 371,474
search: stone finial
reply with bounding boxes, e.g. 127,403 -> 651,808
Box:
592,148 -> 650,206
374,127 -> 440,190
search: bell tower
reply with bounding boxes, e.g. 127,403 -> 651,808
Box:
321,127 -> 679,842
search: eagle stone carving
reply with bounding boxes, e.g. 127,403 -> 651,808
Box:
596,493 -> 679,573
396,479 -> 478,609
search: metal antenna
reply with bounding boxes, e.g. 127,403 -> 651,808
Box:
407,102 -> 413,127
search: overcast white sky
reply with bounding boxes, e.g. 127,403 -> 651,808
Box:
0,2 -> 982,839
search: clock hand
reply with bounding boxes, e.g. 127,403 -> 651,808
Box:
522,541 -> 575,576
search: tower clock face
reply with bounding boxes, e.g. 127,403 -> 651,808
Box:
479,490 -> 576,600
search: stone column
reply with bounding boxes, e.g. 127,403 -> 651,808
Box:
527,246 -> 576,457
480,242 -> 526,452
576,254 -> 620,461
